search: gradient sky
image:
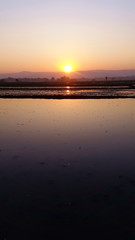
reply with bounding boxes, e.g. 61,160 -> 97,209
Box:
0,0 -> 135,73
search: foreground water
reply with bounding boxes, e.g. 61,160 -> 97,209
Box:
0,99 -> 135,239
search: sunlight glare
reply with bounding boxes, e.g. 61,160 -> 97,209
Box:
63,65 -> 72,73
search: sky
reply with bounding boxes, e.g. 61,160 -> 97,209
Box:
0,0 -> 135,73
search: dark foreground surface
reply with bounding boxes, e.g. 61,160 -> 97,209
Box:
0,86 -> 135,99
0,99 -> 135,239
0,80 -> 135,99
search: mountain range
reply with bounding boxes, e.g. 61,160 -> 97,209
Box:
0,69 -> 135,80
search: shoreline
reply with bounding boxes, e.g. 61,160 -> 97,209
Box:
0,79 -> 135,87
0,95 -> 135,99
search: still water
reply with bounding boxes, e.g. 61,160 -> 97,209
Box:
0,99 -> 135,239
0,86 -> 135,98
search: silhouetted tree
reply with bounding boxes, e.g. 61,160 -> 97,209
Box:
51,77 -> 55,81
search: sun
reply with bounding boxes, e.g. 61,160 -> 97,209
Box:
63,65 -> 73,73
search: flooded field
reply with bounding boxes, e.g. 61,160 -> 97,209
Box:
0,98 -> 135,239
0,86 -> 135,98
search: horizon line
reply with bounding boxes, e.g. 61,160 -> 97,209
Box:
1,68 -> 135,75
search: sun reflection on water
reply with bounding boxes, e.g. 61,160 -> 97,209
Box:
66,86 -> 70,94
66,90 -> 70,94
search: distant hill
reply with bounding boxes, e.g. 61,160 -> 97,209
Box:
0,70 -> 135,80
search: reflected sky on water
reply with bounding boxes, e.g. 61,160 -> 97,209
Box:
0,99 -> 135,176
0,99 -> 135,239
0,86 -> 135,98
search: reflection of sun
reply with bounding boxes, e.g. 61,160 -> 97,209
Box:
66,90 -> 70,94
63,65 -> 72,73
66,86 -> 70,94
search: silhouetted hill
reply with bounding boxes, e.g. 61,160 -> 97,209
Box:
0,70 -> 135,80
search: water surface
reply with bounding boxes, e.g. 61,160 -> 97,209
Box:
0,99 -> 135,239
0,86 -> 135,98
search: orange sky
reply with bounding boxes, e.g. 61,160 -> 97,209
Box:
0,0 -> 135,73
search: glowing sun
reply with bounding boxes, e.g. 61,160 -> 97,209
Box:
63,65 -> 73,73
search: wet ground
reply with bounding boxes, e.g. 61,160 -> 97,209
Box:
0,99 -> 135,239
0,86 -> 135,98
